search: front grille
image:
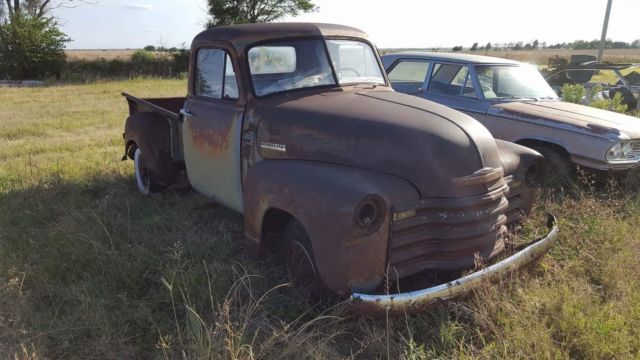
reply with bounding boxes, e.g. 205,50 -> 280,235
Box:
388,168 -> 511,280
630,142 -> 640,161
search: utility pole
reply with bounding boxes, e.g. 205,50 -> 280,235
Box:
597,0 -> 613,63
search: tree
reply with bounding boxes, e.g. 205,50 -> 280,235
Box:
470,42 -> 478,51
452,45 -> 463,52
485,42 -> 492,51
0,12 -> 68,79
143,45 -> 156,51
532,39 -> 539,49
207,0 -> 316,28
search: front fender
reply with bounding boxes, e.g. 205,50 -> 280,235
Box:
243,160 -> 419,295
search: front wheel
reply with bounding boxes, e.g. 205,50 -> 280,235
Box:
283,219 -> 328,300
530,146 -> 575,189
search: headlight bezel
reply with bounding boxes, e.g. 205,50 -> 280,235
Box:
353,194 -> 386,234
606,140 -> 640,163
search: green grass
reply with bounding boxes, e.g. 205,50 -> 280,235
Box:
1,79 -> 640,359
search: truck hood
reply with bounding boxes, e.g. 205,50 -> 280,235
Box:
489,100 -> 640,140
253,89 -> 503,197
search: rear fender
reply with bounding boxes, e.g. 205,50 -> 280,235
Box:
123,112 -> 178,183
243,160 -> 418,295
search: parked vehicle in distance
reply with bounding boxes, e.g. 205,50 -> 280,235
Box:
122,24 -> 558,315
382,52 -> 640,173
543,55 -> 640,111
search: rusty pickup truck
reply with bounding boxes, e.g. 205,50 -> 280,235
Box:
121,23 -> 558,314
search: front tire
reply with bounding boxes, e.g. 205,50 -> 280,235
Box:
283,219 -> 327,300
530,146 -> 575,188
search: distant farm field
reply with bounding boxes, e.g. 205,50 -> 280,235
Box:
70,48 -> 640,64
65,49 -> 140,61
1,79 -> 640,358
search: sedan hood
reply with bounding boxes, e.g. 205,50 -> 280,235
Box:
253,89 -> 503,197
489,100 -> 640,140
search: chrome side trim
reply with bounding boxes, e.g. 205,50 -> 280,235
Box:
350,214 -> 559,315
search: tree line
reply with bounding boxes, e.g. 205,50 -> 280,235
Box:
0,0 -> 317,80
452,39 -> 640,52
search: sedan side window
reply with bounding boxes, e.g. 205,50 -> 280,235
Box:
388,60 -> 430,93
195,49 -> 239,100
427,63 -> 475,98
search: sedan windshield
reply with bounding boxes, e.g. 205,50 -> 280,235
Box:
475,65 -> 558,100
248,39 -> 385,97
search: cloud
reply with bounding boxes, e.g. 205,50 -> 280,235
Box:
125,4 -> 155,11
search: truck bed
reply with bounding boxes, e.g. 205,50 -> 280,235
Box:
122,93 -> 184,119
122,92 -> 186,161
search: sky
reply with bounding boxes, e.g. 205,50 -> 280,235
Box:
56,0 -> 640,50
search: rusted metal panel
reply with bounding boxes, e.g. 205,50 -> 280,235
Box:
182,99 -> 245,212
243,160 -> 419,295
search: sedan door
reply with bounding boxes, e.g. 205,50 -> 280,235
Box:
421,61 -> 488,117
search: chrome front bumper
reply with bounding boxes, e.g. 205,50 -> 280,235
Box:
350,214 -> 559,315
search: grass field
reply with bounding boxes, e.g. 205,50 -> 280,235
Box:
1,79 -> 640,359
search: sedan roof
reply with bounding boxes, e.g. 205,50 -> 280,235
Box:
381,51 -> 522,67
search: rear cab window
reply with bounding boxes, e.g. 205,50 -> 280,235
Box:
195,48 -> 239,100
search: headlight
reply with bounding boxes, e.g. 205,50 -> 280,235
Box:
354,195 -> 386,233
606,141 -> 640,162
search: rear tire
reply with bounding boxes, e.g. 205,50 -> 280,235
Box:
134,148 -> 155,195
283,219 -> 327,300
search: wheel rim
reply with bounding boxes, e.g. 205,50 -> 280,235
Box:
134,148 -> 150,195
286,241 -> 320,298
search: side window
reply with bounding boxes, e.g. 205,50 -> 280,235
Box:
461,73 -> 476,98
388,60 -> 430,93
195,49 -> 239,100
428,63 -> 473,97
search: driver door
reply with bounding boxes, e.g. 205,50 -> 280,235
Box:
182,47 -> 246,212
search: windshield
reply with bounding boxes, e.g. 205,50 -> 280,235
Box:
248,39 -> 384,97
326,40 -> 385,85
475,65 -> 558,100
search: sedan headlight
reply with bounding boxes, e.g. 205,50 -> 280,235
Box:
606,141 -> 640,162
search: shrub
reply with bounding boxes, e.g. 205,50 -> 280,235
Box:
131,50 -> 155,63
561,83 -> 585,104
562,83 -> 629,114
589,91 -> 628,113
0,14 -> 69,80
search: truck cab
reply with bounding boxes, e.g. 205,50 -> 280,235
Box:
122,23 -> 558,314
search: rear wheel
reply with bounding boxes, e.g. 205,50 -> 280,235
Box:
134,148 -> 156,195
283,219 -> 327,300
